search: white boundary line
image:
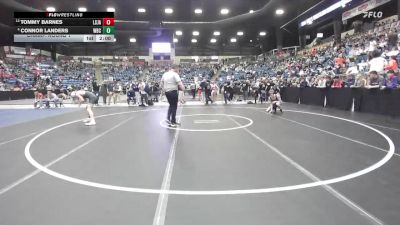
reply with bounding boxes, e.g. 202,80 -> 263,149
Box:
231,106 -> 399,157
22,108 -> 395,195
363,122 -> 400,132
0,132 -> 37,146
159,114 -> 253,132
276,106 -> 400,133
227,116 -> 384,225
0,109 -> 157,197
275,112 -> 400,158
152,107 -> 182,225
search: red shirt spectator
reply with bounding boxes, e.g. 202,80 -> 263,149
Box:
311,48 -> 317,56
332,77 -> 343,88
335,56 -> 346,67
385,56 -> 398,72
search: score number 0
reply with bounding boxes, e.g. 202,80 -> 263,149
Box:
103,18 -> 114,26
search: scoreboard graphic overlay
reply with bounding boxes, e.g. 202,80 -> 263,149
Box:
14,12 -> 114,42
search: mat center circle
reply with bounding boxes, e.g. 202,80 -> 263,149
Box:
159,114 -> 253,132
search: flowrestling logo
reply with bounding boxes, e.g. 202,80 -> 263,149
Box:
363,11 -> 383,19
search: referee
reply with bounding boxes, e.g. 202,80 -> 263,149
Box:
161,65 -> 185,127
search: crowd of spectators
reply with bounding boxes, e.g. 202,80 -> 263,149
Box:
1,15 -> 400,107
215,17 -> 400,104
0,58 -> 96,91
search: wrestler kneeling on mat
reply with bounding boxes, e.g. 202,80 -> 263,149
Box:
70,90 -> 97,126
266,89 -> 283,114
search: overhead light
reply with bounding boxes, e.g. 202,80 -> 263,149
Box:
249,10 -> 254,13
300,0 -> 351,27
173,38 -> 178,43
276,9 -> 284,15
237,31 -> 244,36
191,39 -> 197,43
213,31 -> 221,36
192,31 -> 199,36
250,40 -> 253,43
210,38 -> 217,43
115,56 -> 119,59
175,30 -> 183,36
194,9 -> 203,14
107,7 -> 115,12
220,8 -> 229,15
230,38 -> 237,43
78,7 -> 87,12
129,38 -> 136,43
165,8 -> 173,14
46,7 -> 56,12
138,8 -> 146,13
259,31 -> 267,36
114,38 -> 117,42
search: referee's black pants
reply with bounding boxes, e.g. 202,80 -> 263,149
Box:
205,90 -> 213,105
165,90 -> 178,124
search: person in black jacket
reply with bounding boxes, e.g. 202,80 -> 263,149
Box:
228,82 -> 234,101
259,82 -> 267,104
204,80 -> 213,105
106,81 -> 114,105
99,82 -> 108,105
152,82 -> 160,102
252,82 -> 259,104
242,80 -> 250,101
92,81 -> 100,105
223,82 -> 230,104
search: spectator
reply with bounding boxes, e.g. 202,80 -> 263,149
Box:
107,81 -> 114,105
351,74 -> 367,88
138,80 -> 148,106
331,76 -> 343,88
242,80 -> 250,101
211,81 -> 219,102
346,59 -> 359,75
99,82 -> 108,105
368,37 -> 378,58
385,55 -> 398,72
152,82 -> 160,102
335,54 -> 346,67
204,80 -> 213,105
190,83 -> 196,99
317,75 -> 327,88
384,70 -> 399,89
366,71 -> 383,89
388,30 -> 398,50
369,50 -> 387,73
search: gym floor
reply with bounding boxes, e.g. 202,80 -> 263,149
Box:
0,102 -> 399,225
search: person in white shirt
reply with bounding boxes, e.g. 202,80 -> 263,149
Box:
210,81 -> 219,102
316,74 -> 327,88
138,80 -> 148,106
46,91 -> 62,108
160,65 -> 184,127
346,60 -> 359,75
368,38 -> 377,53
368,50 -> 387,73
